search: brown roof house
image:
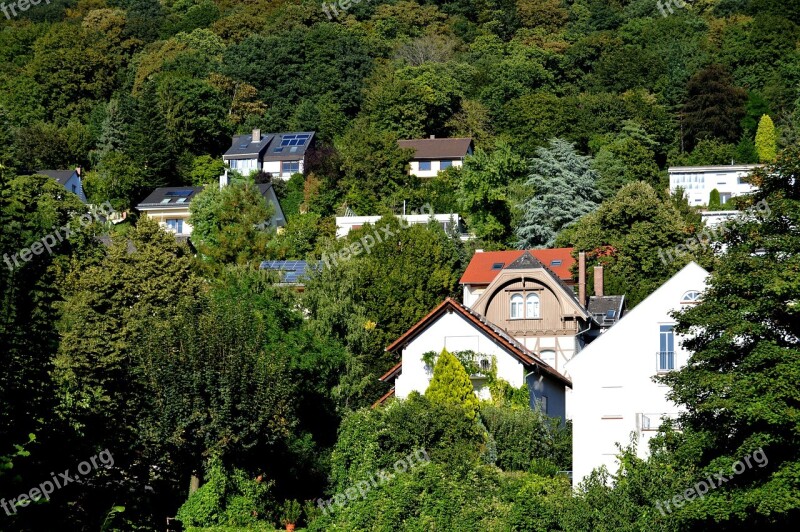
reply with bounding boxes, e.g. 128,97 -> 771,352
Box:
376,251 -> 625,420
397,136 -> 473,178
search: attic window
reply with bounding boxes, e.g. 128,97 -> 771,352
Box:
491,262 -> 504,270
681,290 -> 702,304
160,198 -> 171,204
606,310 -> 616,319
550,260 -> 562,266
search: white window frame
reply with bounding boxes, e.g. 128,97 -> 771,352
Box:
510,293 -> 523,319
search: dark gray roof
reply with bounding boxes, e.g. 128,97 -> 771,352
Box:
38,170 -> 77,185
587,295 -> 625,327
223,131 -> 315,161
256,183 -> 286,228
223,133 -> 275,159
136,187 -> 204,208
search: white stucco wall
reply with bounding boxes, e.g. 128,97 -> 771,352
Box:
669,165 -> 760,206
140,208 -> 193,235
409,159 -> 464,178
566,262 -> 709,485
262,159 -> 304,180
394,311 -> 525,400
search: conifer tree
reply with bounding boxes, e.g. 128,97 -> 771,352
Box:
755,114 -> 777,163
425,349 -> 479,421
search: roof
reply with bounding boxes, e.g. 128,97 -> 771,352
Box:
587,295 -> 625,327
38,169 -> 77,185
136,187 -> 204,208
223,132 -> 275,159
383,297 -> 572,388
258,260 -> 318,283
397,138 -> 473,160
372,387 -> 395,408
460,248 -> 575,285
667,165 -> 761,173
224,131 -> 315,161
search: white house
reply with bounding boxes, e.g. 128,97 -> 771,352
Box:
566,262 -> 709,485
398,136 -> 473,178
335,213 -> 468,239
223,130 -> 315,180
378,297 -> 573,419
377,251 -> 626,420
38,169 -> 87,203
136,182 -> 285,237
669,165 -> 760,206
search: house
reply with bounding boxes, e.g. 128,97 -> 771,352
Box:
398,136 -> 473,178
136,182 -> 285,237
566,262 -> 709,485
38,169 -> 87,202
378,250 -> 625,420
669,165 -> 760,206
379,297 -> 573,419
335,213 -> 469,239
222,130 -> 315,179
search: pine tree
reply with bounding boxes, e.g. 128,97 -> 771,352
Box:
425,349 -> 479,420
755,114 -> 777,163
515,138 -> 602,248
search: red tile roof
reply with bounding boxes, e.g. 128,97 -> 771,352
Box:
382,298 -> 572,388
372,387 -> 395,408
460,248 -> 575,285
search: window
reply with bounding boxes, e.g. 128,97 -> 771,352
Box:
479,358 -> 491,372
282,161 -> 300,174
659,325 -> 675,371
418,161 -> 431,171
539,395 -> 548,414
491,262 -> 505,270
681,290 -> 702,304
539,350 -> 555,367
526,293 -> 540,318
166,219 -> 184,234
72,184 -> 77,193
440,160 -> 453,170
510,294 -> 523,319
550,259 -> 562,266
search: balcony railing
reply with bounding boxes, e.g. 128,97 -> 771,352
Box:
657,351 -> 675,372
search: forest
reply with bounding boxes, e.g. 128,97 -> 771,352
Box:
1,0 -> 799,530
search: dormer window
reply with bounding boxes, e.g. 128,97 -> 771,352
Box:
526,293 -> 540,318
681,290 -> 701,304
510,294 -> 523,318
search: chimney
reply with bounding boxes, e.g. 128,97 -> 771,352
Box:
429,134 -> 435,139
75,166 -> 81,176
219,169 -> 229,190
594,265 -> 604,297
578,252 -> 586,306
252,129 -> 261,142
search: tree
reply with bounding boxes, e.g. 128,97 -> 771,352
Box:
755,114 -> 777,162
659,146 -> 800,529
593,121 -> 661,197
425,349 -> 480,421
708,188 -> 721,210
556,182 -> 709,307
516,139 -> 602,248
458,141 -> 527,247
682,64 -> 747,149
188,179 -> 276,269
304,217 -> 464,408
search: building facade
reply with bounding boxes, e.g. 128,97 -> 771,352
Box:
668,165 -> 760,206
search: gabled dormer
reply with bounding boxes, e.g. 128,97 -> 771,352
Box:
471,251 -> 591,339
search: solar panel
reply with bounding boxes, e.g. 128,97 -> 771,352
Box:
280,134 -> 310,148
165,190 -> 194,197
